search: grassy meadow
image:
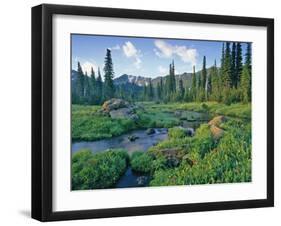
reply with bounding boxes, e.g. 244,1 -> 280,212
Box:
72,101 -> 251,190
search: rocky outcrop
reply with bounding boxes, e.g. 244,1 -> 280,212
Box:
102,98 -> 130,112
146,128 -> 156,135
208,115 -> 226,127
210,125 -> 224,140
101,99 -> 139,121
208,116 -> 226,140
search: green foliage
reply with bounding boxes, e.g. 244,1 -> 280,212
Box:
168,127 -> 187,139
130,152 -> 154,173
103,48 -> 115,100
72,105 -> 137,141
150,119 -> 251,186
193,124 -> 216,158
72,149 -> 129,190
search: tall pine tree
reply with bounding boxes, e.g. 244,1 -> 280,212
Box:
77,61 -> 85,102
96,67 -> 103,103
231,42 -> 236,87
103,49 -> 115,100
191,65 -> 197,101
235,42 -> 243,88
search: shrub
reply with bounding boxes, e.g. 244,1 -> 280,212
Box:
168,127 -> 187,139
130,152 -> 154,174
72,149 -> 129,190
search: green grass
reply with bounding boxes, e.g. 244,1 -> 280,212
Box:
72,105 -> 137,141
72,101 -> 251,141
149,119 -> 251,186
72,149 -> 129,190
130,151 -> 154,174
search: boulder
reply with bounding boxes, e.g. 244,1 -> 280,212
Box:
210,125 -> 224,140
128,135 -> 139,142
177,126 -> 195,137
208,115 -> 227,127
102,98 -> 130,112
166,157 -> 180,167
136,176 -> 149,186
146,128 -> 156,135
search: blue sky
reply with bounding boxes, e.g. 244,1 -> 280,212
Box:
71,34 -> 248,78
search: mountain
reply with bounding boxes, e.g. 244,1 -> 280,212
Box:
71,67 -> 214,90
114,72 -> 195,89
114,74 -> 151,86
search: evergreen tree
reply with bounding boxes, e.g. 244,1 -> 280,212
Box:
157,82 -> 161,100
221,42 -> 225,73
84,71 -> 91,103
148,79 -> 154,100
222,42 -> 231,88
171,60 -> 176,92
159,77 -> 164,100
178,78 -> 185,100
245,43 -> 252,96
231,42 -> 236,87
96,67 -> 103,103
245,43 -> 252,73
191,65 -> 197,101
201,56 -> 207,90
143,84 -> 148,101
77,61 -> 85,101
90,67 -> 97,104
103,48 -> 115,100
240,65 -> 251,103
210,60 -> 221,101
235,42 -> 243,87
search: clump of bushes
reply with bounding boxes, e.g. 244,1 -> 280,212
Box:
149,119 -> 251,186
72,149 -> 129,190
168,127 -> 187,139
130,152 -> 154,174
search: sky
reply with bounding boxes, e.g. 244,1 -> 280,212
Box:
71,34 -> 248,79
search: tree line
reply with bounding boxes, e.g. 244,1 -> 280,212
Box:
143,41 -> 251,104
72,42 -> 252,105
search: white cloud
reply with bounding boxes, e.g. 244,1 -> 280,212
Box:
154,40 -> 173,58
154,40 -> 198,65
110,45 -> 121,50
158,65 -> 168,75
122,41 -> 142,69
81,61 -> 98,76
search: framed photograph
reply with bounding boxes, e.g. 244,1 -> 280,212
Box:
32,4 -> 274,221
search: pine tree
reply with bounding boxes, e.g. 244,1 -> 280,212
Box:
148,79 -> 154,100
245,43 -> 252,94
222,42 -> 231,88
231,42 -> 236,87
89,67 -> 97,104
160,77 -> 164,100
201,56 -> 207,90
240,65 -> 251,103
157,82 -> 161,100
103,48 -> 115,100
235,42 -> 243,87
245,43 -> 252,73
171,60 -> 176,92
143,84 -> 148,101
191,65 -> 197,101
84,71 -> 91,103
221,42 -> 225,73
210,60 -> 220,101
178,78 -> 185,100
96,67 -> 103,103
77,61 -> 85,101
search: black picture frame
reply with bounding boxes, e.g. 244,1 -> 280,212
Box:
32,3 -> 274,222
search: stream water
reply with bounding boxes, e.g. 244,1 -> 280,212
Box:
72,110 -> 209,188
